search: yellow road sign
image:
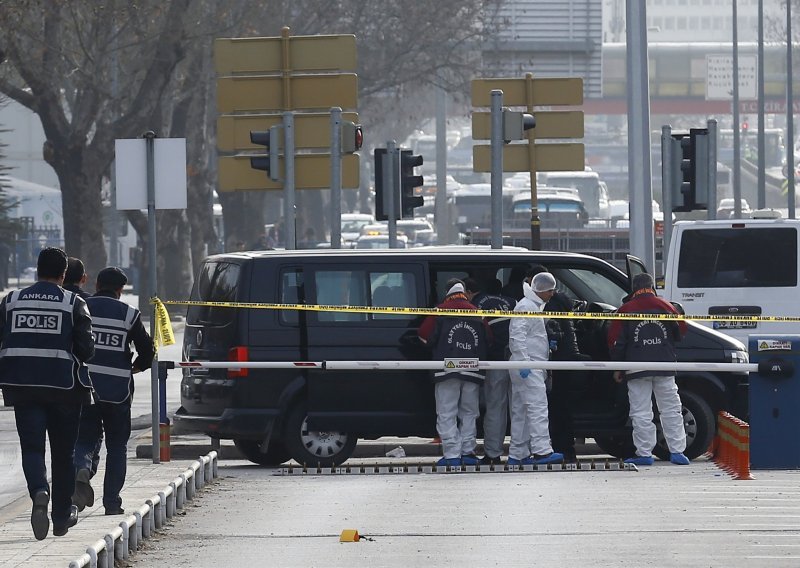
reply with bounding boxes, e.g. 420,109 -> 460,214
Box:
471,78 -> 583,107
215,34 -> 357,75
473,144 -> 584,173
218,154 -> 360,191
217,112 -> 359,152
217,74 -> 358,113
472,111 -> 584,140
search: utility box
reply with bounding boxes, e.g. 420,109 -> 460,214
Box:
748,335 -> 800,469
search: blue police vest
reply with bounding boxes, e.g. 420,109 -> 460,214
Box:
0,282 -> 89,389
86,296 -> 139,403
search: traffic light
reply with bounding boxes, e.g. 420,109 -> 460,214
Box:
503,111 -> 536,142
374,148 -> 388,221
400,149 -> 424,219
249,126 -> 280,181
342,122 -> 363,153
670,128 -> 709,212
742,121 -> 749,136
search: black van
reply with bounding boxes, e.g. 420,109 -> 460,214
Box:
174,247 -> 749,466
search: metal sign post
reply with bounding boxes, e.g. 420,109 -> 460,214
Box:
661,125 -> 673,256
490,90 -> 503,250
330,107 -> 342,249
386,140 -> 397,248
144,130 -> 160,465
707,119 -> 718,220
283,111 -> 296,249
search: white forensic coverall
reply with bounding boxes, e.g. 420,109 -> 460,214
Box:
507,282 -> 554,460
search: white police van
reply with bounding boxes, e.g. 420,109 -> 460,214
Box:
662,211 -> 800,345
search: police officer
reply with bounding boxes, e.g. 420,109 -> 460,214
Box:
418,280 -> 490,467
63,257 -> 91,300
463,278 -> 516,465
607,273 -> 690,466
0,247 -> 94,539
72,267 -> 154,515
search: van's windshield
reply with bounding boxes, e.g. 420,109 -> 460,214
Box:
677,227 -> 798,288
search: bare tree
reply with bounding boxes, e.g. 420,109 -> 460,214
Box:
0,0 -> 503,298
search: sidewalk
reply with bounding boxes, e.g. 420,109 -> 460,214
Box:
0,431 -> 213,568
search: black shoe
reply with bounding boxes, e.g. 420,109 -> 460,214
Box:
104,506 -> 125,515
30,490 -> 50,541
480,455 -> 503,466
72,468 -> 94,512
52,505 -> 78,537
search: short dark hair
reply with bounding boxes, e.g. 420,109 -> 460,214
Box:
96,266 -> 128,291
64,257 -> 85,285
632,273 -> 655,291
463,277 -> 480,294
487,278 -> 503,295
37,247 -> 68,280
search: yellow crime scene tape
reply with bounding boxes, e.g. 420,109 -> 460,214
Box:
150,297 -> 800,346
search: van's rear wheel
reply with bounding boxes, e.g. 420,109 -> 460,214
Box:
593,435 -> 635,460
233,439 -> 291,466
654,389 -> 715,461
283,403 -> 357,467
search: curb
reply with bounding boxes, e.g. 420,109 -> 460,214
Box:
67,451 -> 219,568
135,441 -> 604,461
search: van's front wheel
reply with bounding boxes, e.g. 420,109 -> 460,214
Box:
654,389 -> 715,461
233,438 -> 291,466
283,403 -> 357,467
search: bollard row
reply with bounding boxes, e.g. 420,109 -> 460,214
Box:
710,412 -> 754,481
67,451 -> 218,568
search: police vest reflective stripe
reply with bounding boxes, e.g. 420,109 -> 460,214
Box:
86,296 -> 138,403
0,284 -> 84,390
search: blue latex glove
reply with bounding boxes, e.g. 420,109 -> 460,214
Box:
519,369 -> 531,379
549,339 -> 558,351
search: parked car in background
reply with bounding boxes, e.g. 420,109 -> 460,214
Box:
355,234 -> 408,249
716,198 -> 751,219
341,213 -> 375,246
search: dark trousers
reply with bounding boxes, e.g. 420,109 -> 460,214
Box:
73,401 -> 131,509
14,402 -> 81,523
548,370 -> 577,460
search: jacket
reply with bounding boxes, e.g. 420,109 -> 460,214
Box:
472,292 -> 516,359
418,293 -> 490,384
86,290 -> 154,403
508,282 -> 549,364
544,291 -> 583,360
607,289 -> 687,380
0,281 -> 94,399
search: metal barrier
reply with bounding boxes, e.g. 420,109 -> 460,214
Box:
67,451 -> 218,568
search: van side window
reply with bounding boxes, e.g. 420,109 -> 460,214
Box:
677,228 -> 798,288
279,269 -> 304,326
314,271 -> 368,322
370,272 -> 417,320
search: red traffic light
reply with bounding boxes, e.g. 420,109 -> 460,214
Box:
742,121 -> 749,131
354,125 -> 363,150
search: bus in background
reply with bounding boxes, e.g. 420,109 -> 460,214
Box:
537,170 -> 610,220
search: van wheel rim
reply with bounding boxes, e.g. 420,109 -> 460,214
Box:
300,417 -> 348,458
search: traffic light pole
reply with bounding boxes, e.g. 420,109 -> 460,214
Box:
330,107 -> 342,249
385,140 -> 397,248
490,89 -> 503,250
707,119 -> 718,220
144,130 -> 160,465
283,111 -> 296,249
661,125 -> 674,256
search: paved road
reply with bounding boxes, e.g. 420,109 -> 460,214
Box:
131,458 -> 800,567
0,291 -> 184,510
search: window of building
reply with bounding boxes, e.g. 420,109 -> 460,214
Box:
665,16 -> 675,30
677,16 -> 687,29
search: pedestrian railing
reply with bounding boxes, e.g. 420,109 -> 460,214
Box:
67,451 -> 217,568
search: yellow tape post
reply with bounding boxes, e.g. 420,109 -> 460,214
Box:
153,297 -> 176,349
153,297 -> 800,324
